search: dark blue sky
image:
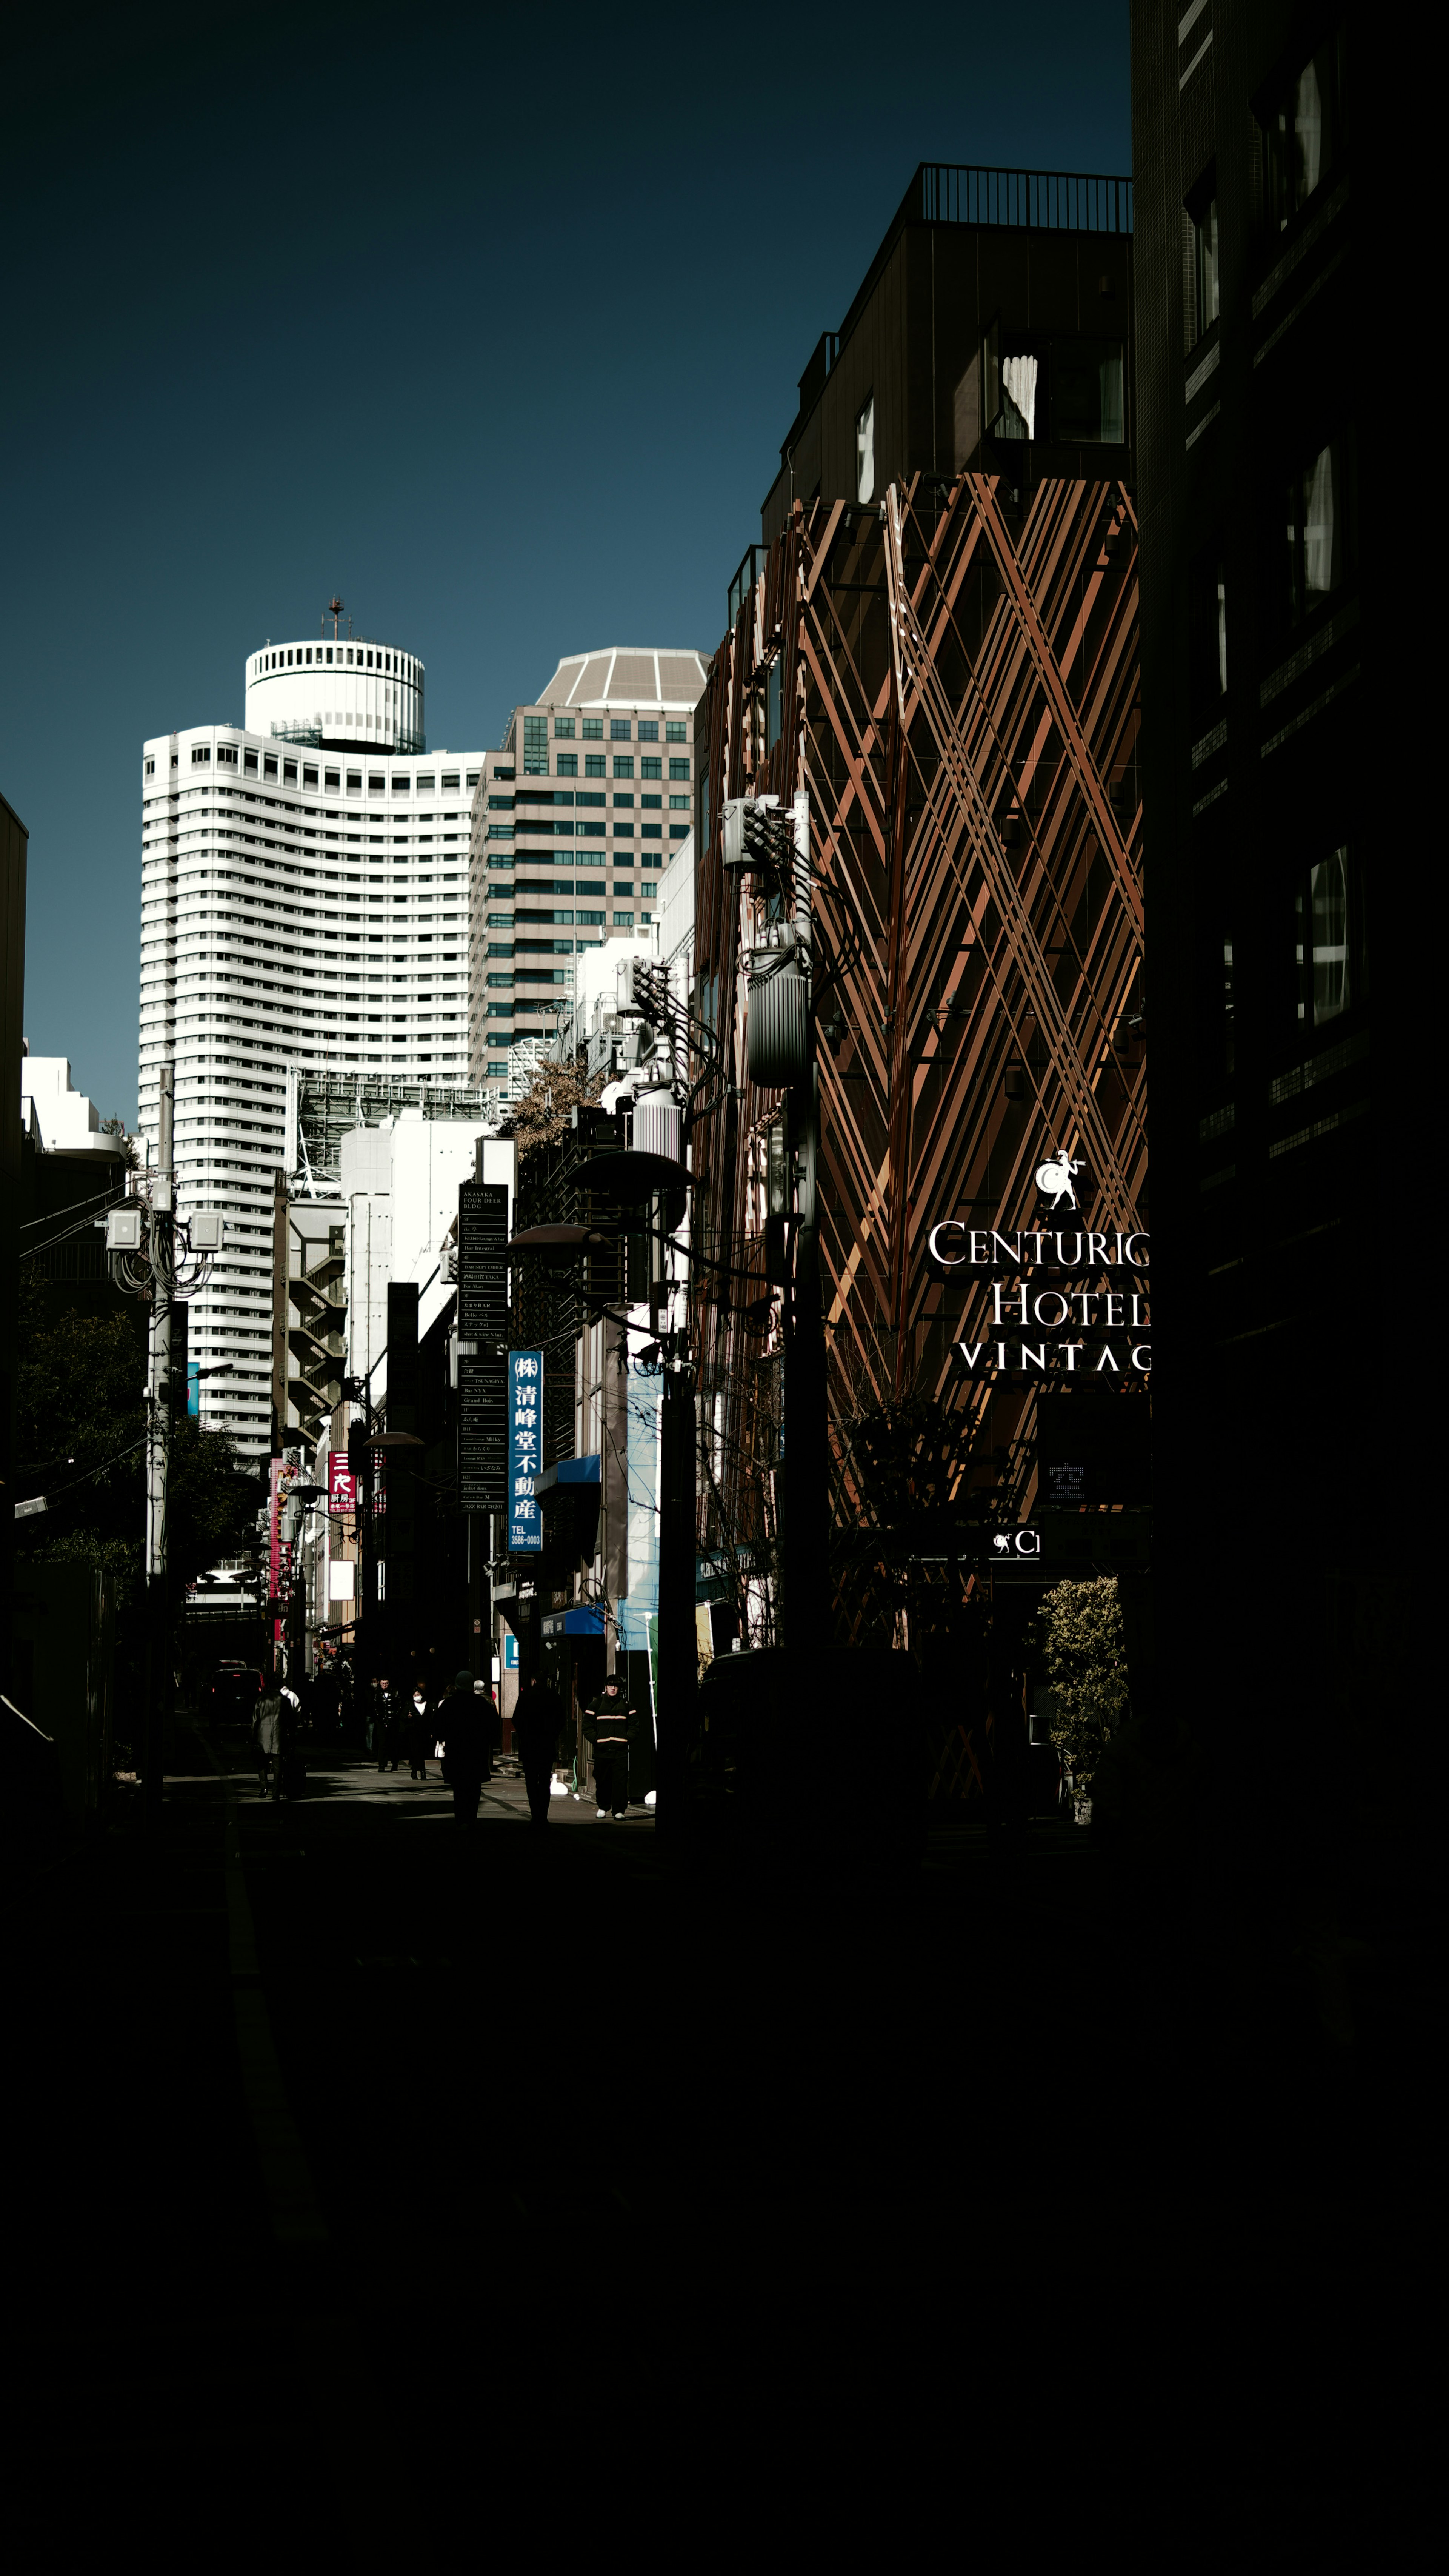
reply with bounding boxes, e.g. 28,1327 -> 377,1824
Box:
3,0 -> 1129,1124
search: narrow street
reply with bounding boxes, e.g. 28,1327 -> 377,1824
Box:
8,1719 -> 1438,2541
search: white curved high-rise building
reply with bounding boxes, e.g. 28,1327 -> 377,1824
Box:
137,627 -> 482,1458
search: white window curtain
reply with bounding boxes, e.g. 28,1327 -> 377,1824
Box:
1303,442 -> 1336,595
856,396 -> 875,503
1295,58 -> 1324,200
1000,354 -> 1038,440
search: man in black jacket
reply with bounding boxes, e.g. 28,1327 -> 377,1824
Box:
512,1676 -> 565,1830
583,1671 -> 636,1820
438,1669 -> 489,1825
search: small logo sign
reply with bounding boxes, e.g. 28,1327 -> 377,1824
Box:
1034,1150 -> 1084,1210
991,1528 -> 1041,1558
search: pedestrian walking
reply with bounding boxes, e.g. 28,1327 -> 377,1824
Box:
254,1685 -> 282,1800
512,1675 -> 565,1830
374,1673 -> 399,1772
404,1671 -> 436,1782
475,1677 -> 499,1779
438,1669 -> 489,1826
278,1678 -> 304,1799
583,1671 -> 637,1820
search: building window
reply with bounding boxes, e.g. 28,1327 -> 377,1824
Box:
576,908 -> 605,924
1295,846 -> 1357,1029
641,793 -> 661,809
856,393 -> 875,502
582,718 -> 603,741
1264,29 -> 1344,233
669,825 -> 689,839
265,756 -> 278,778
614,758 -> 634,781
523,716 -> 549,775
369,774 -> 385,793
610,720 -> 631,742
191,745 -> 211,764
641,757 -> 662,780
641,824 -> 662,840
144,757 -> 155,776
465,772 -> 480,790
1282,429 -> 1355,633
303,764 -> 318,786
284,760 -> 298,783
1189,541 -> 1228,722
666,721 -> 686,742
585,755 -> 606,778
554,717 -> 575,739
638,721 -> 658,742
668,758 -> 690,781
613,910 -> 634,927
556,753 -> 578,777
325,769 -> 341,790
669,794 -> 689,810
641,881 -> 658,898
244,752 -> 258,774
1051,342 -> 1125,444
1188,171 -> 1220,344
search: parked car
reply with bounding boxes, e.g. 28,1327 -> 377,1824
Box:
207,1664 -> 262,1730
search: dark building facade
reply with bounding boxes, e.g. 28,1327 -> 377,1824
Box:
691,167 -> 1149,1748
1130,7 -> 1406,1879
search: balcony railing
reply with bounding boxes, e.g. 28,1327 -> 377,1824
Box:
912,163 -> 1132,235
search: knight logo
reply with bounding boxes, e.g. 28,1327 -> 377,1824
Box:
1034,1149 -> 1084,1211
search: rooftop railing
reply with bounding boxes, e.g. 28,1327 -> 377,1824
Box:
912,163 -> 1133,234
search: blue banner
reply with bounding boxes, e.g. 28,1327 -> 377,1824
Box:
507,1349 -> 543,1553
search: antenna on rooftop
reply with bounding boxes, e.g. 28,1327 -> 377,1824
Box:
328,596 -> 345,640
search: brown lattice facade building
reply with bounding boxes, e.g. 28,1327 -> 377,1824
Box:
690,168 -> 1150,1669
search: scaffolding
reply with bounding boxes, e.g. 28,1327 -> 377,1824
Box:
286,1069 -> 506,1192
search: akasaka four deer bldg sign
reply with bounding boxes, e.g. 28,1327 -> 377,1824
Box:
928,1150 -> 1150,1380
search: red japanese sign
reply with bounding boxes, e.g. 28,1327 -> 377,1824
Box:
329,1450 -> 357,1515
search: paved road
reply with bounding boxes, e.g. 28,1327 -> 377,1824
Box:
9,1720 -> 1439,2541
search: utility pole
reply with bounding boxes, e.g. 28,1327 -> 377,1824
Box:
143,1067 -> 175,1824
728,788 -> 830,1644
106,1064 -> 223,1827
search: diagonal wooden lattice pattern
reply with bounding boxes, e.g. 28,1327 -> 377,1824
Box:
692,467 -> 1144,1589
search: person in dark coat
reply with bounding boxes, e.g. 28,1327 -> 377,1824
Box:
470,1678 -> 497,1782
372,1673 -> 399,1771
583,1672 -> 637,1820
512,1676 -> 565,1830
254,1686 -> 282,1799
404,1670 -> 437,1783
438,1669 -> 489,1825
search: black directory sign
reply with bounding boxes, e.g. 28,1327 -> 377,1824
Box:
458,1354 -> 508,1510
457,1181 -> 509,1510
458,1181 -> 509,1346
1045,1459 -> 1087,1506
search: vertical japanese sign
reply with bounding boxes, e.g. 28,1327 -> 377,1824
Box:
328,1450 -> 357,1515
269,1455 -> 298,1646
508,1349 -> 543,1553
457,1181 -> 509,1511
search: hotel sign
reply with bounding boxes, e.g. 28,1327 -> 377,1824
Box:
929,1152 -> 1149,1378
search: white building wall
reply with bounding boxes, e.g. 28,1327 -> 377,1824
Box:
137,657 -> 483,1458
21,1056 -> 117,1156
